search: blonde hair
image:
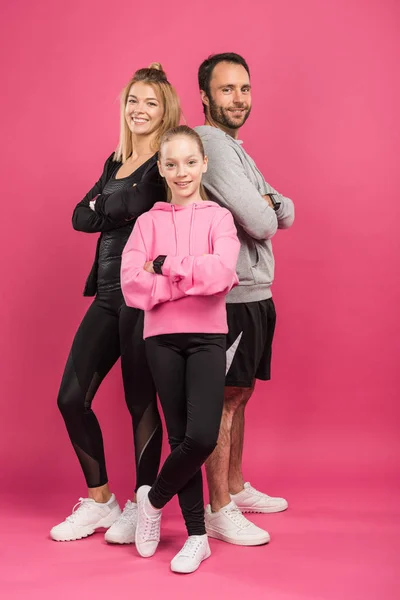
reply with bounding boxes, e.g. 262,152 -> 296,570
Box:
159,125 -> 208,201
114,63 -> 181,163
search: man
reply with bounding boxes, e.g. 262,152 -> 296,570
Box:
195,53 -> 295,546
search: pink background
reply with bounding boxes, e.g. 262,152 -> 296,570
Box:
0,0 -> 399,598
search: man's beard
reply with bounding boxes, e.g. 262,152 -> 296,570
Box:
208,96 -> 251,130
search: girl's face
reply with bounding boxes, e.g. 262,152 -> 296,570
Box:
125,82 -> 164,137
158,136 -> 208,202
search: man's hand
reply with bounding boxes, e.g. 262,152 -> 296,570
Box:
144,261 -> 155,274
263,194 -> 274,208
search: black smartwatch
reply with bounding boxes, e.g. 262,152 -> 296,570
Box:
268,194 -> 281,212
153,255 -> 167,275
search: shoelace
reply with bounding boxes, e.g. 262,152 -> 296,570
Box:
224,506 -> 252,529
176,537 -> 204,559
138,501 -> 160,542
140,516 -> 160,541
117,501 -> 137,524
66,498 -> 94,523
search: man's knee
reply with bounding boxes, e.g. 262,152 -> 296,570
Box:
224,382 -> 255,412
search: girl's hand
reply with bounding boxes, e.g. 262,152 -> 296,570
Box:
144,261 -> 155,274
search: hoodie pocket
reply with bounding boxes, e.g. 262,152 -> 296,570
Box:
250,241 -> 274,285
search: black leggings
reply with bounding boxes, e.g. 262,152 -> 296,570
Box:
145,333 -> 226,536
57,290 -> 162,490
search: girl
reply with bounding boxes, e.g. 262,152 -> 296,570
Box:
51,64 -> 180,543
121,125 -> 240,573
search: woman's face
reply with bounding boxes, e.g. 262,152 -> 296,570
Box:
158,136 -> 208,201
125,82 -> 164,137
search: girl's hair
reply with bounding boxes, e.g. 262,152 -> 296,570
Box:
159,125 -> 208,201
114,63 -> 181,163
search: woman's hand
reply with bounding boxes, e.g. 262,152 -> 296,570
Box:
144,261 -> 155,274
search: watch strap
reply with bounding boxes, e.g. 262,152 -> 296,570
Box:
153,255 -> 167,275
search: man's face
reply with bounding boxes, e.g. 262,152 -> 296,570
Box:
202,61 -> 252,131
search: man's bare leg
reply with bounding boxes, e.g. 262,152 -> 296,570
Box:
228,382 -> 255,494
228,380 -> 289,514
206,387 -> 244,511
205,384 -> 270,546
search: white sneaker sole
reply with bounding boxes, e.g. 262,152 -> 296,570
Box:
171,548 -> 211,574
104,530 -> 136,544
50,510 -> 120,542
206,527 -> 270,546
236,503 -> 288,514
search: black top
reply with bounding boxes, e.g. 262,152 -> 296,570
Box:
72,153 -> 166,296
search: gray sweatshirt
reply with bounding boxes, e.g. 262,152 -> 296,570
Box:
195,125 -> 295,303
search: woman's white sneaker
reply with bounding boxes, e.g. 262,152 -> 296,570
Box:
50,494 -> 121,542
104,499 -> 137,544
205,501 -> 270,546
231,482 -> 288,513
170,535 -> 211,574
135,486 -> 162,557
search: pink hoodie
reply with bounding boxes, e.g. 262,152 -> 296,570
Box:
121,201 -> 240,338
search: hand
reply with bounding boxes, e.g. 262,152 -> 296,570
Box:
144,261 -> 155,274
262,194 -> 274,208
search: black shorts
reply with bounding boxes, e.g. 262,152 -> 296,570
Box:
225,298 -> 276,388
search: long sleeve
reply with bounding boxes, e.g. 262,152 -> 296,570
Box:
263,181 -> 295,230
162,212 -> 240,296
72,154 -> 121,233
121,220 -> 184,311
201,139 -> 278,241
94,164 -> 166,222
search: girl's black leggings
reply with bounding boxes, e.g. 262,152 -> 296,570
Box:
145,333 -> 226,536
57,290 -> 162,490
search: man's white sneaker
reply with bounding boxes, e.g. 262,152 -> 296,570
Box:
231,482 -> 288,514
205,501 -> 270,546
50,494 -> 121,542
104,499 -> 137,544
170,535 -> 211,574
135,485 -> 162,558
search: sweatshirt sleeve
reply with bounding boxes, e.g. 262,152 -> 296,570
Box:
93,163 -> 167,222
72,154 -> 123,233
121,219 -> 184,311
162,211 -> 240,297
201,138 -> 278,241
263,181 -> 295,230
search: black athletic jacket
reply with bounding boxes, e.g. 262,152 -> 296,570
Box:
72,153 -> 166,296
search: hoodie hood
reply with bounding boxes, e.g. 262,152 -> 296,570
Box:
150,201 -> 220,255
194,125 -> 243,145
150,200 -> 220,212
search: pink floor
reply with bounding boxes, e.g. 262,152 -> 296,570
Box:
2,478 -> 398,600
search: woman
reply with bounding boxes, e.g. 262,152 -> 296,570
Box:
121,125 -> 240,573
51,64 -> 181,543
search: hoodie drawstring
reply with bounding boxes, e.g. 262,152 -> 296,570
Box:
188,204 -> 196,256
171,203 -> 196,256
171,204 -> 178,255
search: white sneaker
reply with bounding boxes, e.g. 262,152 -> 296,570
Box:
205,501 -> 270,546
50,494 -> 121,542
135,485 -> 162,558
170,535 -> 211,574
104,500 -> 137,544
231,482 -> 288,514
